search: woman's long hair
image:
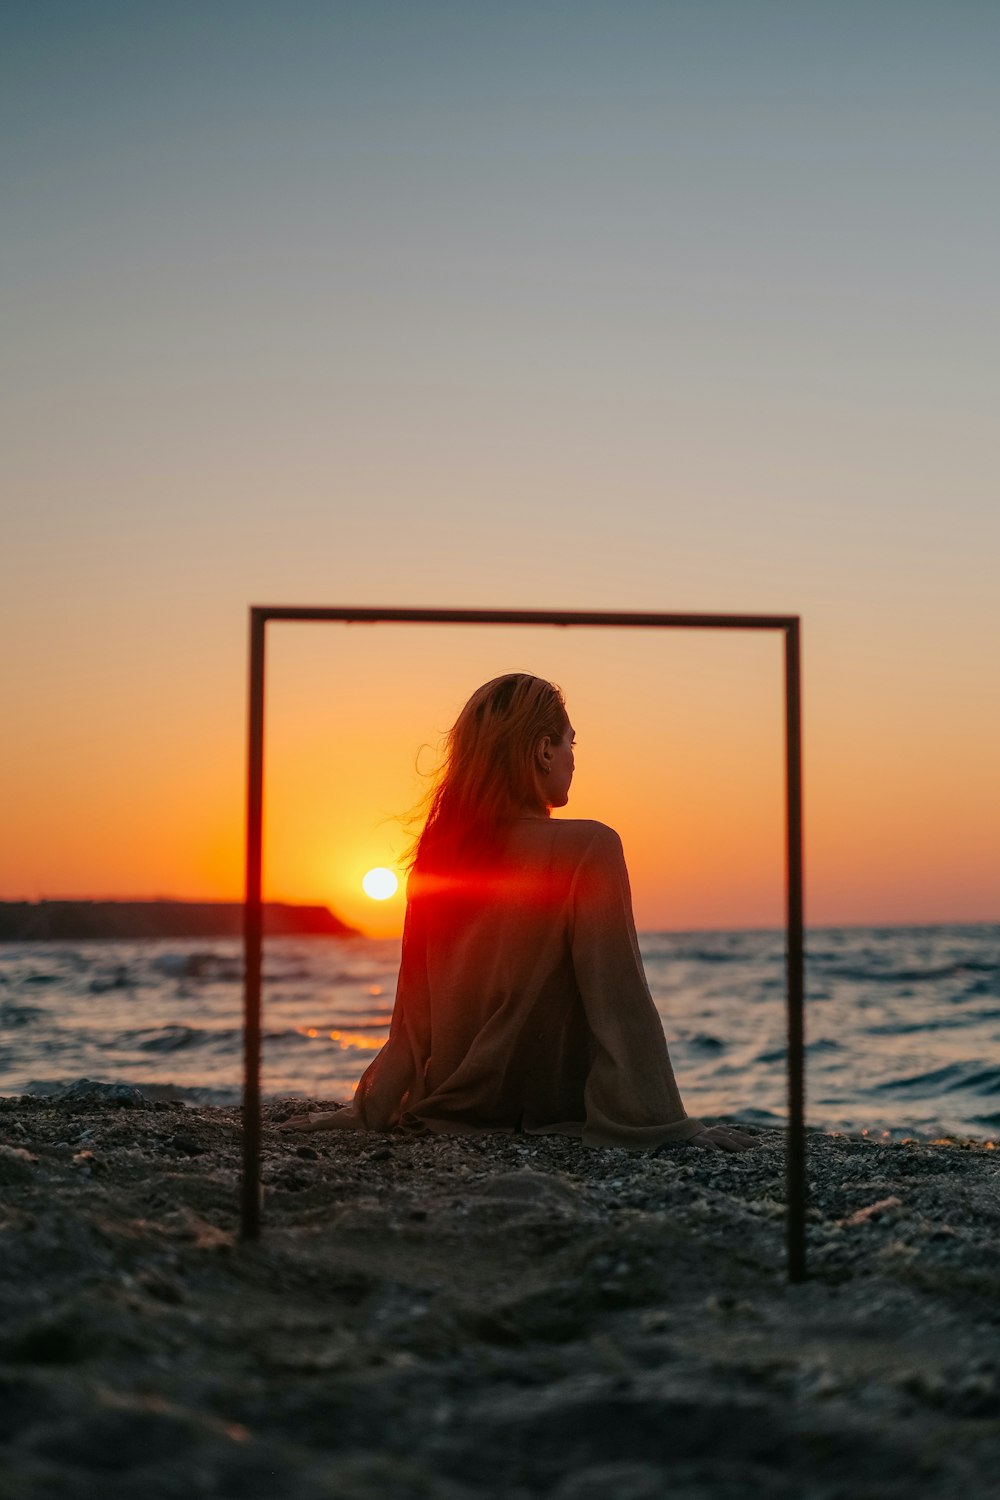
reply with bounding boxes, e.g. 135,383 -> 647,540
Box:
406,673 -> 569,877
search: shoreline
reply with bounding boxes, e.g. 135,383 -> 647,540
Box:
2,1090 -> 999,1496
6,1080 -> 998,1151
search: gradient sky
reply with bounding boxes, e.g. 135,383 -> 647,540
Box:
3,1 -> 997,935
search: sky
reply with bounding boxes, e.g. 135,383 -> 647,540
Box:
2,0 -> 997,936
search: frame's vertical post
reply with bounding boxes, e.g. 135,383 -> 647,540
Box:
241,608 -> 266,1240
785,618 -> 806,1281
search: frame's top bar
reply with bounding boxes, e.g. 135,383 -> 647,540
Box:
251,606 -> 799,631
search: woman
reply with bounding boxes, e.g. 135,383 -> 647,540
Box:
281,673 -> 755,1153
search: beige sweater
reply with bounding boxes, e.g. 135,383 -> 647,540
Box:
345,818 -> 704,1149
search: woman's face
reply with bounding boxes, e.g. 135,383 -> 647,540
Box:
540,723 -> 576,808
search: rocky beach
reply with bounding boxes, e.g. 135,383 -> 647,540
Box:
1,1084 -> 998,1498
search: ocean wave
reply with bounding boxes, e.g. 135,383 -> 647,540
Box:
0,1002 -> 43,1026
319,969 -> 399,987
685,1033 -> 725,1051
115,1020 -> 394,1055
130,1025 -> 216,1053
813,958 -> 1000,985
755,1037 -> 842,1065
89,967 -> 135,992
150,952 -> 399,987
873,1062 -> 1000,1098
117,1024 -> 290,1054
963,979 -> 1000,999
865,1017 -> 972,1036
643,947 -> 748,966
153,952 -> 242,982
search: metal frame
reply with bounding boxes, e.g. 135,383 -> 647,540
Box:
242,606 -> 807,1280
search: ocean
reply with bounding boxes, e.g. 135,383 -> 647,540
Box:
1,923 -> 997,1142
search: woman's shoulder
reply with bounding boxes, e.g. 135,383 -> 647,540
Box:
545,818 -> 624,855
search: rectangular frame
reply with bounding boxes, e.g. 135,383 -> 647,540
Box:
242,606 -> 806,1280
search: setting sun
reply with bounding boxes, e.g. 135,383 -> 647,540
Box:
362,867 -> 399,901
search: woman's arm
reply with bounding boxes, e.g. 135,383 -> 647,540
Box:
569,824 -> 705,1148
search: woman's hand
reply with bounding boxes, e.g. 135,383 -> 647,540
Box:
689,1125 -> 758,1152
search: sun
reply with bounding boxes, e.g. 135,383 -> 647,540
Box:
362,867 -> 399,901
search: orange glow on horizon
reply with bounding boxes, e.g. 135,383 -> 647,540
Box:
3,624 -> 997,934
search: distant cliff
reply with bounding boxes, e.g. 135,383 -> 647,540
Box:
0,901 -> 360,941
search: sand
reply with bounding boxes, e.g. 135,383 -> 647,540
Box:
1,1083 -> 998,1498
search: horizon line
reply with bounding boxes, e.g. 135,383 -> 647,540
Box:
1,895 -> 995,937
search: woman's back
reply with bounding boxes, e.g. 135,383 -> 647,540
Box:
413,818 -> 608,1125
356,817 -> 707,1148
